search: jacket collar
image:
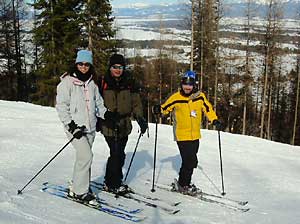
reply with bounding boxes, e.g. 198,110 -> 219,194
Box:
72,73 -> 92,86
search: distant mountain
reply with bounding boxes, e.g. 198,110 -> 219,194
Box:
112,3 -> 189,19
224,1 -> 299,18
227,0 -> 299,4
113,1 -> 300,19
23,1 -> 300,20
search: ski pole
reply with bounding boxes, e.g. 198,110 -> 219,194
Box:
151,115 -> 158,192
218,130 -> 226,196
17,137 -> 75,195
123,132 -> 143,182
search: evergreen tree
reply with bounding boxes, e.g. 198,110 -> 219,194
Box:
0,0 -> 15,100
31,0 -> 115,106
32,0 -> 83,106
0,0 -> 27,101
84,0 -> 116,77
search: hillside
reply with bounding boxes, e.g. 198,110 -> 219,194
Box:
0,100 -> 300,223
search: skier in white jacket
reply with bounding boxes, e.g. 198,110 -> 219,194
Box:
56,49 -> 107,202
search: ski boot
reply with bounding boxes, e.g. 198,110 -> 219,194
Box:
171,179 -> 201,196
67,189 -> 96,204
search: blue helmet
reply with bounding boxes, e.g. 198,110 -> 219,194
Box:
181,70 -> 196,85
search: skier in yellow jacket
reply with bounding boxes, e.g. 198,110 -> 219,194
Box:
153,70 -> 222,195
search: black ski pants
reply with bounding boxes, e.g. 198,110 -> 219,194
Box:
177,139 -> 199,187
104,136 -> 128,189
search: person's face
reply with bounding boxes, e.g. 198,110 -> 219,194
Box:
77,62 -> 90,74
182,84 -> 194,94
110,64 -> 124,78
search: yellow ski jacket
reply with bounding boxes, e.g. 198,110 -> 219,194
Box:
161,91 -> 218,141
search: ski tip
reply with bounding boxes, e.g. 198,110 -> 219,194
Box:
42,182 -> 49,186
41,187 -> 48,191
172,210 -> 181,214
131,208 -> 143,214
242,208 -> 250,212
240,201 -> 249,206
173,202 -> 181,206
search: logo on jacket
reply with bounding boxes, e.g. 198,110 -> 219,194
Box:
190,110 -> 197,118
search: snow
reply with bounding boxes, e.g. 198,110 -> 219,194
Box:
118,46 -> 190,64
1,100 -> 300,224
114,17 -> 189,41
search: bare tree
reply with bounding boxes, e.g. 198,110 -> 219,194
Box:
241,0 -> 256,135
292,33 -> 300,145
260,0 -> 283,139
193,0 -> 219,92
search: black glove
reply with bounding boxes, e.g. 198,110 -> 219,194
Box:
212,119 -> 222,131
137,117 -> 148,134
104,111 -> 120,123
68,120 -> 86,139
152,105 -> 161,115
68,120 -> 77,134
73,126 -> 86,139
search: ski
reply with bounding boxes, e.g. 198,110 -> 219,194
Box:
200,191 -> 248,206
145,180 -> 250,213
89,181 -> 180,214
42,182 -> 142,214
42,185 -> 146,222
41,184 -> 146,222
145,179 -> 247,206
90,181 -> 181,206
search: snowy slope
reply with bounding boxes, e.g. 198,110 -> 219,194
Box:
0,100 -> 300,224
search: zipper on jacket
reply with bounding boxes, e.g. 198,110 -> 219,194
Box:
83,84 -> 92,131
114,90 -> 119,138
188,101 -> 194,140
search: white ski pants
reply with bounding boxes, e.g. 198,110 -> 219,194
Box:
66,131 -> 95,195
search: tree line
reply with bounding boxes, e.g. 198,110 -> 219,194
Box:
0,0 -> 299,145
187,0 -> 299,145
0,0 -> 116,106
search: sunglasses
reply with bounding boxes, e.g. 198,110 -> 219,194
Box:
77,62 -> 90,67
181,77 -> 195,86
111,65 -> 124,70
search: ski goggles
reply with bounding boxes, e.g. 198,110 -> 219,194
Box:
181,77 -> 195,86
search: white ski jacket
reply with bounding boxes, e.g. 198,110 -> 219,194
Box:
56,73 -> 107,133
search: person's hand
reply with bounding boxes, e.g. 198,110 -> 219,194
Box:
73,126 -> 86,139
137,117 -> 148,134
212,120 -> 222,131
152,105 -> 161,115
104,111 -> 120,123
68,120 -> 78,134
68,121 -> 86,139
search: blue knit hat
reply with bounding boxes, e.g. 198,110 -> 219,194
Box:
75,50 -> 93,65
181,70 -> 196,85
